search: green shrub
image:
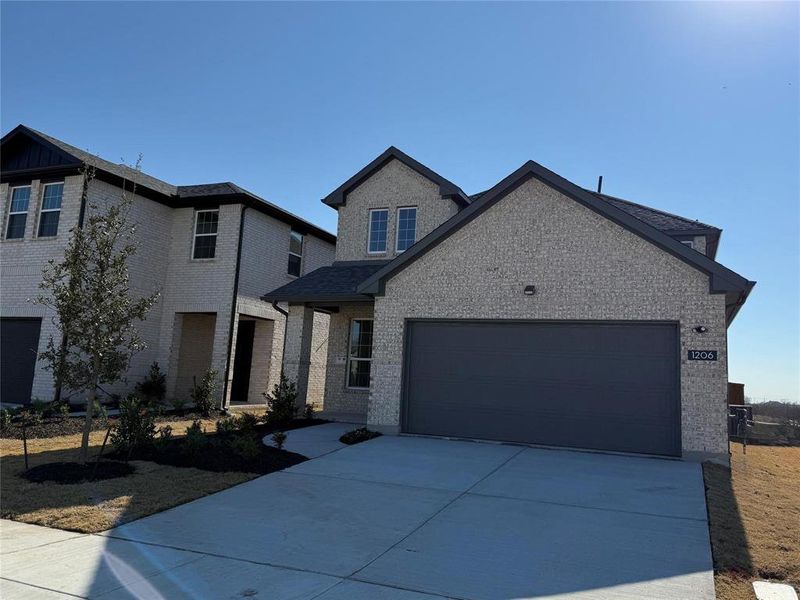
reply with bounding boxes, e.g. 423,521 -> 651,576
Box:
191,369 -> 218,417
184,420 -> 208,454
303,404 -> 315,420
0,409 -> 11,431
20,410 -> 42,427
230,434 -> 261,460
339,427 -> 382,445
169,396 -> 188,413
30,399 -> 48,415
158,425 -> 173,443
58,403 -> 71,420
216,415 -> 239,437
110,395 -> 156,454
136,362 -> 167,405
263,374 -> 298,425
271,430 -> 287,450
236,412 -> 260,431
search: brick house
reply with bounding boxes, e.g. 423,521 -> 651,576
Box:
0,125 -> 335,408
264,147 -> 754,462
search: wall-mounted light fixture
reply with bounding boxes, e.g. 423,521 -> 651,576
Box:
524,285 -> 536,296
693,326 -> 708,334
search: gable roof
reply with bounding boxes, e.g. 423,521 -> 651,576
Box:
1,125 -> 335,244
322,146 -> 470,209
357,159 -> 754,324
261,261 -> 390,303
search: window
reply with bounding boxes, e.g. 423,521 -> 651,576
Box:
680,240 -> 695,250
347,319 -> 373,388
368,209 -> 388,254
395,206 -> 417,252
192,209 -> 219,259
37,183 -> 64,237
6,186 -> 31,239
288,229 -> 304,277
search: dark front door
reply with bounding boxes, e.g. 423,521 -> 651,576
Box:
230,320 -> 256,404
403,320 -> 680,456
1,318 -> 42,405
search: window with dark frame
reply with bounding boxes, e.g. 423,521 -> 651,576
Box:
368,209 -> 388,254
37,182 -> 64,237
288,229 -> 304,277
192,209 -> 219,259
395,206 -> 417,252
6,186 -> 31,239
347,319 -> 373,388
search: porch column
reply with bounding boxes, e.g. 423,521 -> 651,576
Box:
283,304 -> 314,409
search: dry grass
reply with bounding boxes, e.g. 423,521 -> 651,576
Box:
0,418 -> 257,533
705,443 -> 800,600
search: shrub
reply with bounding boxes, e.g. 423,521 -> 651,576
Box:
216,415 -> 239,437
231,434 -> 261,460
58,403 -> 71,420
169,396 -> 188,413
263,374 -> 298,425
236,412 -> 260,431
91,399 -> 108,421
303,404 -> 315,420
30,399 -> 49,415
110,395 -> 156,454
191,369 -> 218,417
272,430 -> 287,450
0,409 -> 11,431
136,362 -> 166,405
184,420 -> 208,454
340,427 -> 382,445
20,410 -> 42,427
158,425 -> 173,442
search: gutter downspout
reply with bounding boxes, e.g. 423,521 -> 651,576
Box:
221,205 -> 247,412
272,300 -> 289,379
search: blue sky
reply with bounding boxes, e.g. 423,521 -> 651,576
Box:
2,2 -> 798,402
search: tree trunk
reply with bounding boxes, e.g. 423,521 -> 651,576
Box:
80,384 -> 96,464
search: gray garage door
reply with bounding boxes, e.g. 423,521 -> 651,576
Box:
1,318 -> 42,405
403,321 -> 680,456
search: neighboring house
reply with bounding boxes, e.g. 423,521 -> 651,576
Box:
0,125 -> 335,408
263,147 -> 754,463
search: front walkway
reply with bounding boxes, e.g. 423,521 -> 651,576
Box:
1,428 -> 715,599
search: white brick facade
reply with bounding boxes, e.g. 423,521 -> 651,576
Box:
1,174 -> 335,407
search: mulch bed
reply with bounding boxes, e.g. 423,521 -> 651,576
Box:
22,461 -> 134,484
0,409 -> 225,440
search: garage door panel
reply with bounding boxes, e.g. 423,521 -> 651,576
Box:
404,321 -> 680,456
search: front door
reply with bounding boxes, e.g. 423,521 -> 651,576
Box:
230,320 -> 256,403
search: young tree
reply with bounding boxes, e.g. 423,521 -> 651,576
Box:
32,165 -> 160,463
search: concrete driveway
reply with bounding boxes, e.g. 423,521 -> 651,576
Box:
1,426 -> 715,599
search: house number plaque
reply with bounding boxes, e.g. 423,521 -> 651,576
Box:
688,350 -> 718,361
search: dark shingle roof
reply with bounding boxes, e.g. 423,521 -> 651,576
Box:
592,192 -> 719,233
262,261 -> 390,302
29,127 -> 178,197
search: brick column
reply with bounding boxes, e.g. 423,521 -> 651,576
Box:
283,304 -> 314,409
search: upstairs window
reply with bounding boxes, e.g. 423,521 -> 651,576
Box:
368,208 -> 388,254
6,186 -> 31,239
395,206 -> 417,252
347,319 -> 373,388
38,182 -> 64,237
192,209 -> 219,259
288,229 -> 304,277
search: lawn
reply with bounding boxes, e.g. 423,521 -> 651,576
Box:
0,414 -> 299,533
705,443 -> 800,600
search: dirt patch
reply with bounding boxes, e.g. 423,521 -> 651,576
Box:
705,443 -> 800,600
23,461 -> 134,484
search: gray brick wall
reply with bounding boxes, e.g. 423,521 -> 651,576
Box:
334,158 -> 459,262
321,304 -> 373,418
369,176 -> 730,460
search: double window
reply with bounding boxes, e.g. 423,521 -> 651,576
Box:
6,186 -> 31,239
38,183 -> 64,237
192,209 -> 219,259
395,207 -> 417,252
347,319 -> 373,389
368,209 -> 389,254
288,229 -> 304,277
